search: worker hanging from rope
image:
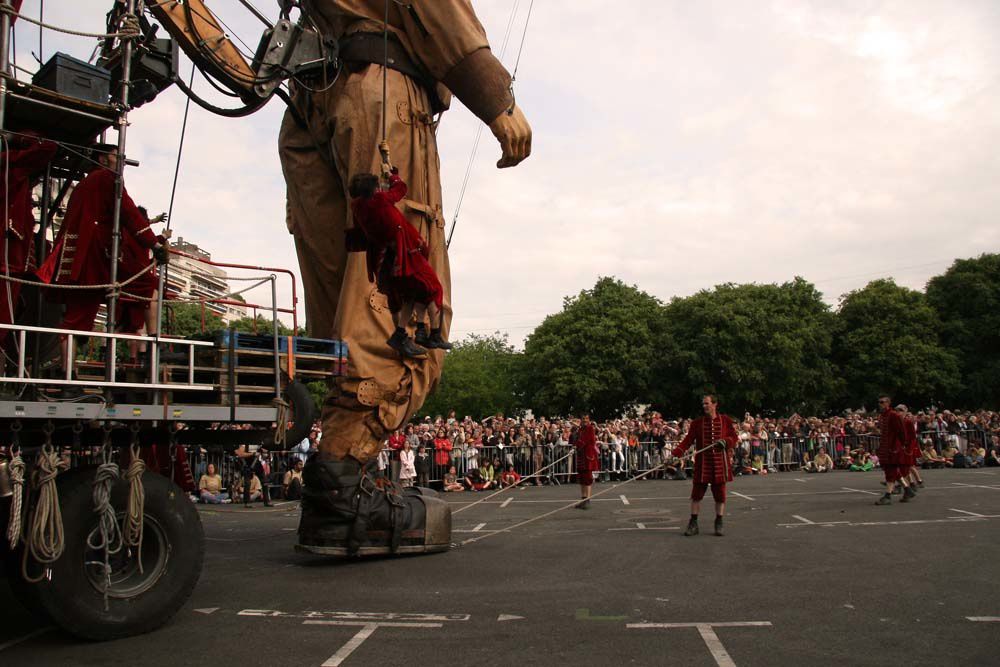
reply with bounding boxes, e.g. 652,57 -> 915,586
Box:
346,138 -> 451,359
279,0 -> 531,556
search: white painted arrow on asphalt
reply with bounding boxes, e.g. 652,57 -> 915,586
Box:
497,614 -> 525,622
194,608 -> 220,615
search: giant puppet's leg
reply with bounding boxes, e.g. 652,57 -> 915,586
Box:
321,65 -> 450,464
279,66 -> 451,556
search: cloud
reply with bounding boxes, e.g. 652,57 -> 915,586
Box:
14,1 -> 1000,345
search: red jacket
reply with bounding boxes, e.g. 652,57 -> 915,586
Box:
877,408 -> 907,466
1,139 -> 57,273
347,173 -> 428,284
575,423 -> 599,472
673,414 -> 738,485
46,168 -> 158,288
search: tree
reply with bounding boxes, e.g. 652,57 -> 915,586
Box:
418,332 -> 523,420
519,277 -> 664,419
926,254 -> 1000,408
164,302 -> 224,338
229,314 -> 295,336
833,279 -> 959,409
658,278 -> 839,416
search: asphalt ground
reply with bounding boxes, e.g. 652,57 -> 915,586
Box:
2,468 -> 1000,666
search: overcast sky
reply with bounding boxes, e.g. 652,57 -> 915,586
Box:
15,1 -> 1000,345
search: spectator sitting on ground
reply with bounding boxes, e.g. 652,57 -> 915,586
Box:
986,444 -> 1000,467
969,447 -> 986,468
805,446 -> 834,473
283,459 -> 304,500
663,455 -> 687,480
198,464 -> 230,504
463,466 -> 489,491
231,473 -> 262,502
499,465 -> 522,487
942,444 -> 959,467
443,465 -> 464,492
849,451 -> 874,472
922,442 -> 947,468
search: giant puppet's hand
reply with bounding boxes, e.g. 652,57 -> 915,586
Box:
489,103 -> 532,168
714,439 -> 727,451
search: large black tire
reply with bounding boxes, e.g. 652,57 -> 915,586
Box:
31,469 -> 204,640
280,380 -> 317,447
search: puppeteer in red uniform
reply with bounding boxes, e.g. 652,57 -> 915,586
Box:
673,395 -> 738,536
0,132 -> 57,341
574,414 -> 599,509
875,395 -> 915,504
41,148 -> 164,333
346,166 -> 448,359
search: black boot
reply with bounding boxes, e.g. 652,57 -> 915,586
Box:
684,517 -> 699,536
875,493 -> 892,505
574,498 -> 590,510
900,486 -> 916,503
714,516 -> 724,537
297,456 -> 450,556
387,329 -> 427,359
426,329 -> 453,350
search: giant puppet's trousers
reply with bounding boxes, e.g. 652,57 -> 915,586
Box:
278,65 -> 450,464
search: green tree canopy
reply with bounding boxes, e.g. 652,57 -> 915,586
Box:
658,278 -> 838,416
418,332 -> 523,420
229,314 -> 296,336
833,278 -> 959,409
926,254 -> 1000,408
164,302 -> 224,338
518,277 -> 664,420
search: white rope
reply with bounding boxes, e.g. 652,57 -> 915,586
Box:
453,450 -> 573,515
458,442 -> 721,547
5,450 -> 25,549
22,444 -> 69,582
87,459 -> 123,609
0,260 -> 158,290
122,444 -> 145,574
0,6 -> 141,40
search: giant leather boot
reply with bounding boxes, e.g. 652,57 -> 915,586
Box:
296,456 -> 451,557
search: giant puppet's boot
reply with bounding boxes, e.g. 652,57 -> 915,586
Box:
295,456 -> 451,557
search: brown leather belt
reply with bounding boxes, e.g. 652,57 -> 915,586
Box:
338,32 -> 444,113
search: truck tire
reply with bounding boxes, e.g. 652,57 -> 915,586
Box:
280,380 -> 317,447
32,469 -> 204,640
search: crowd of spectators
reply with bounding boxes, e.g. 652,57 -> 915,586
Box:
187,408 -> 1000,501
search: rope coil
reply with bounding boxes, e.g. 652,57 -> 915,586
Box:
122,441 -> 145,575
21,442 -> 69,583
5,449 -> 25,549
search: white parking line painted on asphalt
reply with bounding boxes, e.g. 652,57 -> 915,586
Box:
842,487 -> 880,496
500,498 -> 513,508
620,495 -> 630,505
950,508 -> 988,517
952,482 -> 1000,491
608,526 -> 679,532
237,609 -> 469,622
636,522 -> 646,530
966,616 -> 1000,622
793,479 -> 807,483
791,515 -> 814,525
731,492 -> 754,501
472,523 -> 486,532
628,622 -> 772,667
778,516 -> 990,529
0,628 -> 51,653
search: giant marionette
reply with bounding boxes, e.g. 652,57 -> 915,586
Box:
153,0 -> 532,555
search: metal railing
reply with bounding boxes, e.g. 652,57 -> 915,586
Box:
0,322 -> 215,390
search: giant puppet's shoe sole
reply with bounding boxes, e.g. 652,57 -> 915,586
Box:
295,542 -> 451,557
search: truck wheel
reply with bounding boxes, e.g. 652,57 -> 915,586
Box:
32,469 -> 204,640
280,380 -> 317,447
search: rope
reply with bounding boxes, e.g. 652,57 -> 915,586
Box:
122,443 -> 145,575
446,0 -> 524,249
453,449 -> 573,515
120,276 -> 271,303
5,450 -> 25,549
0,260 -> 158,290
21,444 -> 69,583
0,6 -> 141,40
458,442 -> 720,547
87,458 -> 123,610
273,397 -> 289,446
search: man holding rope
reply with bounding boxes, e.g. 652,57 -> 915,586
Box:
574,414 -> 599,509
672,395 -> 738,536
